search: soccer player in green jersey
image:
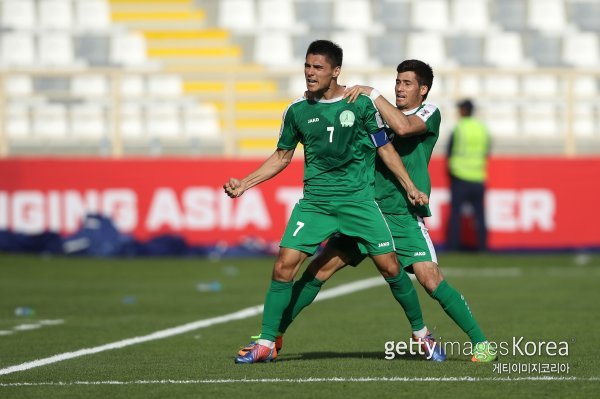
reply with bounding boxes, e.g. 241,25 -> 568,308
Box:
266,60 -> 497,363
224,41 -> 429,364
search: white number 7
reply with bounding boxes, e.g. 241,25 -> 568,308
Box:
327,126 -> 334,143
293,221 -> 305,236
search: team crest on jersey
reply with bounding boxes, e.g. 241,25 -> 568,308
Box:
339,110 -> 355,127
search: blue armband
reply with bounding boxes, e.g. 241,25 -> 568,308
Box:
370,129 -> 391,147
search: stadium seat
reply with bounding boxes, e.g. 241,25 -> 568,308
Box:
119,103 -> 144,138
0,32 -> 36,67
484,103 -> 519,136
70,104 -> 106,138
526,32 -> 563,67
522,104 -> 560,136
483,75 -> 520,96
146,103 -> 181,138
484,32 -> 528,67
110,32 -> 148,67
119,75 -> 146,97
522,75 -> 559,97
451,0 -> 491,32
71,75 -> 109,97
527,0 -> 568,33
570,0 -> 600,32
4,75 -> 33,95
406,33 -> 448,67
372,35 -> 406,66
218,0 -> 256,32
448,35 -> 484,66
331,32 -> 378,67
147,75 -> 183,96
412,0 -> 450,31
562,32 -> 600,67
573,75 -> 599,97
296,0 -> 332,30
572,104 -> 596,137
39,0 -> 73,30
254,34 -> 295,67
38,33 -> 76,66
33,104 -> 69,138
75,35 -> 112,67
75,0 -> 110,31
256,0 -> 305,32
1,0 -> 35,29
184,104 -> 221,139
456,75 -> 482,97
333,0 -> 381,32
491,0 -> 527,31
5,104 -> 30,138
377,0 -> 412,32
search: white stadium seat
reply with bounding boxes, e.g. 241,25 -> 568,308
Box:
4,75 -> 33,95
119,103 -> 144,138
75,0 -> 110,31
39,0 -> 73,30
39,33 -> 76,66
412,0 -> 449,31
484,33 -> 527,67
71,75 -> 108,96
120,75 -> 146,97
1,33 -> 36,67
528,0 -> 568,32
184,104 -> 221,139
333,0 -> 378,31
5,104 -> 30,139
1,0 -> 35,29
451,0 -> 491,32
110,32 -> 147,67
33,104 -> 68,138
406,33 -> 448,67
522,103 -> 560,136
70,104 -> 106,138
522,75 -> 559,97
147,75 -> 182,96
257,0 -> 304,31
254,34 -> 294,67
484,75 -> 520,96
146,103 -> 181,138
562,33 -> 599,68
218,0 -> 256,32
331,32 -> 378,67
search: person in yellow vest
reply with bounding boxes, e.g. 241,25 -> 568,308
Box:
446,99 -> 491,251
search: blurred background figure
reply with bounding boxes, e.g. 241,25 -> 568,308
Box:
446,99 -> 491,252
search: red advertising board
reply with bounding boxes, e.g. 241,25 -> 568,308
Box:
0,157 -> 599,250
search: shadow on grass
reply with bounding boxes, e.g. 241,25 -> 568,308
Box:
276,351 -> 424,362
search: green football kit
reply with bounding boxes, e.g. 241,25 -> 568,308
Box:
331,103 -> 441,270
277,94 -> 395,256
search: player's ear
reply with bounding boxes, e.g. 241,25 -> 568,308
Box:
420,85 -> 429,97
332,65 -> 341,78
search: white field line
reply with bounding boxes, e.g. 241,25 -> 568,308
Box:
0,276 -> 384,376
0,267 -> 519,377
1,376 -> 598,386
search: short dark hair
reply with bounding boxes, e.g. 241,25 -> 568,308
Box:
397,60 -> 434,100
306,40 -> 343,68
458,99 -> 474,115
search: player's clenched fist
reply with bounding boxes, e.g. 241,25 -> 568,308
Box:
223,177 -> 247,198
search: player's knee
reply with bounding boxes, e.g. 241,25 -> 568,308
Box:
413,262 -> 443,294
272,259 -> 295,282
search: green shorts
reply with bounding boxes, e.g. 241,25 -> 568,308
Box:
279,199 -> 395,256
327,212 -> 438,273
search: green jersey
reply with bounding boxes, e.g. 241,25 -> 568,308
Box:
277,94 -> 386,201
375,103 -> 441,217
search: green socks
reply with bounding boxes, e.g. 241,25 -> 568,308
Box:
261,280 -> 293,341
431,280 -> 487,344
385,271 -> 426,332
278,271 -> 323,334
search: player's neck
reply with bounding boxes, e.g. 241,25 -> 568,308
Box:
316,83 -> 344,101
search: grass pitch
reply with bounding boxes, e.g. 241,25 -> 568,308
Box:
0,252 -> 599,398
